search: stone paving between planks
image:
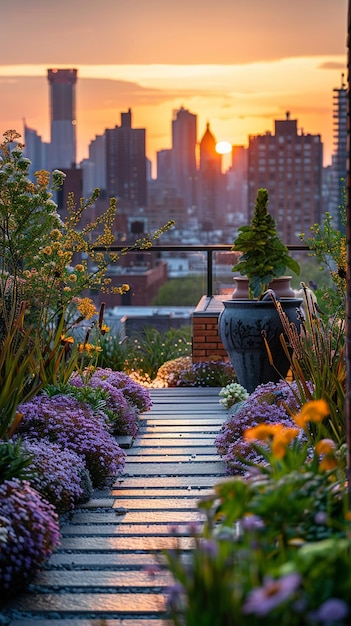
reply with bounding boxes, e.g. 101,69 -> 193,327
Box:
2,387 -> 228,626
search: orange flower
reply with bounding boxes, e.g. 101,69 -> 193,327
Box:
244,423 -> 282,442
271,427 -> 300,459
293,400 -> 329,428
319,456 -> 338,471
315,439 -> 336,455
245,423 -> 299,459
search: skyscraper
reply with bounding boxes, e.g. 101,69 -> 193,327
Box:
248,112 -> 323,245
47,68 -> 77,170
23,124 -> 48,180
171,107 -> 197,210
81,133 -> 106,197
331,75 -> 347,228
198,123 -> 222,228
105,109 -> 147,207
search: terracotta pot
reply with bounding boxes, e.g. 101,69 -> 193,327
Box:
232,276 -> 295,299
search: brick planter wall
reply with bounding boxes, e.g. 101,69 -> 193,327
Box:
192,296 -> 229,362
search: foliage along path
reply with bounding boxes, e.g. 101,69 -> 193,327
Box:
4,387 -> 228,625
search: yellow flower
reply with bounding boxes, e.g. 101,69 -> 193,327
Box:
50,229 -> 63,240
60,334 -> 74,345
75,264 -> 85,272
42,246 -> 52,255
78,343 -> 102,353
76,298 -> 98,320
51,241 -> 62,251
100,324 -> 110,335
293,400 -> 329,428
68,274 -> 77,282
35,169 -> 50,187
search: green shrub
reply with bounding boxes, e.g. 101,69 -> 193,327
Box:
129,326 -> 192,380
96,330 -> 134,372
152,276 -> 205,306
0,439 -> 34,483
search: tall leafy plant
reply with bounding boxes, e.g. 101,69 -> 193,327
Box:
0,306 -> 42,439
0,129 -> 174,340
267,285 -> 346,443
301,205 -> 346,317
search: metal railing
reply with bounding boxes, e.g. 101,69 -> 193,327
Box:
96,243 -> 309,298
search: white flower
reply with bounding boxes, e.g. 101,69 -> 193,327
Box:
219,382 -> 249,409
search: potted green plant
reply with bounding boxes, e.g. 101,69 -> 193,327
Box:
232,187 -> 300,298
218,188 -> 303,392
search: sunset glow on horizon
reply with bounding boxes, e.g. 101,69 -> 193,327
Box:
0,56 -> 346,174
0,0 -> 347,176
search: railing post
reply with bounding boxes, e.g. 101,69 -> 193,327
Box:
207,249 -> 213,297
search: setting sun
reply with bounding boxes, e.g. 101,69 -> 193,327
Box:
216,141 -> 233,155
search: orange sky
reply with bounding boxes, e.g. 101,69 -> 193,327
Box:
0,0 -> 348,175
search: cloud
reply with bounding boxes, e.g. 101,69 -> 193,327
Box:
318,61 -> 347,70
0,0 -> 347,65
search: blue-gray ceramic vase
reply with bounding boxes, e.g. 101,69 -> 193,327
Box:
218,298 -> 302,393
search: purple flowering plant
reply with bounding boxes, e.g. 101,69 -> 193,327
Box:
87,368 -> 152,413
19,437 -> 93,513
0,478 -> 60,596
17,393 -> 125,487
216,380 -> 305,475
70,367 -> 152,437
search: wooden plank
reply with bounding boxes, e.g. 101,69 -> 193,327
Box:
30,570 -> 174,589
4,387 -> 229,624
6,592 -> 167,614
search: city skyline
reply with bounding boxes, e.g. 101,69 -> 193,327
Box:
0,0 -> 347,174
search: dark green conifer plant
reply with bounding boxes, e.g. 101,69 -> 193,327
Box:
232,187 -> 300,298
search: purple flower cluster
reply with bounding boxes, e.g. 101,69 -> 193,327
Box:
243,573 -> 301,616
92,369 -> 152,412
216,381 -> 305,475
19,438 -> 93,513
70,368 -> 150,437
17,394 -> 125,487
0,478 -> 60,593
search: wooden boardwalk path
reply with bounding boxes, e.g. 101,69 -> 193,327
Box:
3,388 -> 228,626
